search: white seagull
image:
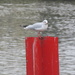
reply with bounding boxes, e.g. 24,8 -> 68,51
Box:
23,20 -> 48,36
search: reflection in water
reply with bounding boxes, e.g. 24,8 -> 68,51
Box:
0,2 -> 75,75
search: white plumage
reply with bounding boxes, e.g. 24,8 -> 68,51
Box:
23,20 -> 48,36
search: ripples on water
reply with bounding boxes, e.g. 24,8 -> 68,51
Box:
0,2 -> 75,75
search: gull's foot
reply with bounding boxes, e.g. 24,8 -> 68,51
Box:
39,36 -> 44,40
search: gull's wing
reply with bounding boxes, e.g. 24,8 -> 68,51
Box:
24,22 -> 43,30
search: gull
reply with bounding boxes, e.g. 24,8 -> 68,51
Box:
22,20 -> 48,36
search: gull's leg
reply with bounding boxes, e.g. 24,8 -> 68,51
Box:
38,32 -> 44,39
38,31 -> 41,37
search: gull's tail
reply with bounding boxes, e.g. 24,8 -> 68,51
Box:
20,24 -> 33,30
20,25 -> 29,29
24,27 -> 29,30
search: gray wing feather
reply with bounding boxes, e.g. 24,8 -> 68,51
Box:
26,23 -> 42,29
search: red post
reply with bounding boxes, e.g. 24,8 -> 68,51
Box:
25,36 -> 59,75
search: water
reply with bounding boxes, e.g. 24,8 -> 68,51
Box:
0,1 -> 75,75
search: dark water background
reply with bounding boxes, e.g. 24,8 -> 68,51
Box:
0,1 -> 75,75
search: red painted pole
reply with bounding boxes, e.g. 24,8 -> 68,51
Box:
25,36 -> 59,75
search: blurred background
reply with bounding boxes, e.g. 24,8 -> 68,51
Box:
0,0 -> 75,75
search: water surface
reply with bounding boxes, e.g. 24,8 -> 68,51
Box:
0,1 -> 75,75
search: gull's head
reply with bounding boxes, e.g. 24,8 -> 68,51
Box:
43,20 -> 48,25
